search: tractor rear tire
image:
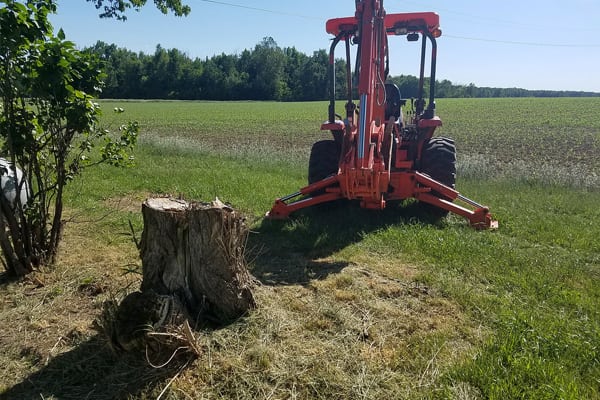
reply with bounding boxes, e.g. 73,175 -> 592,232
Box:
418,137 -> 456,218
308,140 -> 340,184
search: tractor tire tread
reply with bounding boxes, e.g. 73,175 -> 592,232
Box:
308,140 -> 340,184
418,137 -> 457,218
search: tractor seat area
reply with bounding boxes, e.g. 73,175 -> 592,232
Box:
385,83 -> 403,122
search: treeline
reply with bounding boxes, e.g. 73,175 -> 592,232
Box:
85,38 -> 334,101
84,38 -> 600,100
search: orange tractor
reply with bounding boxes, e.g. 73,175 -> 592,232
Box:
268,0 -> 497,229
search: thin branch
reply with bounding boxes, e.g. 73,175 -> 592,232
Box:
128,219 -> 140,250
145,346 -> 189,369
156,358 -> 191,400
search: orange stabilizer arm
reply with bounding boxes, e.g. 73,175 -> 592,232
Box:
414,172 -> 498,229
266,175 -> 343,219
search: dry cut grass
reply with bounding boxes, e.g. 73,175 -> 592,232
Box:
167,261 -> 486,399
0,202 -> 486,399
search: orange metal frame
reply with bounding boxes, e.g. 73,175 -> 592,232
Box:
267,1 -> 497,229
268,171 -> 497,229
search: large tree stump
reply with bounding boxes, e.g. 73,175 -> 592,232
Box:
139,197 -> 256,323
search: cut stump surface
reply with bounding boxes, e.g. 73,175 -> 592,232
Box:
140,197 -> 255,324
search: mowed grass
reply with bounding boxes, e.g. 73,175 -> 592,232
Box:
1,98 -> 599,399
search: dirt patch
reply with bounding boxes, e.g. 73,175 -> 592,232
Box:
101,192 -> 153,213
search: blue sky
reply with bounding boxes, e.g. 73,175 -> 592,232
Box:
50,0 -> 600,92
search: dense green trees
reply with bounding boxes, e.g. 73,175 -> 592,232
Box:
85,38 -> 341,101
84,40 -> 599,101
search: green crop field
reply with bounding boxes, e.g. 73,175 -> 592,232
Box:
1,98 -> 599,399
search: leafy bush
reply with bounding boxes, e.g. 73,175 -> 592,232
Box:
0,0 -> 137,276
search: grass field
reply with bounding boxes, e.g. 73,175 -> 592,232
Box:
1,98 -> 599,399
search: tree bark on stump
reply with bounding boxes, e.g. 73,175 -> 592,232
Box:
139,197 -> 256,324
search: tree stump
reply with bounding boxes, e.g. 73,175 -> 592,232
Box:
139,197 -> 256,324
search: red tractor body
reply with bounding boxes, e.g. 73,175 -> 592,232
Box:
268,1 -> 497,229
